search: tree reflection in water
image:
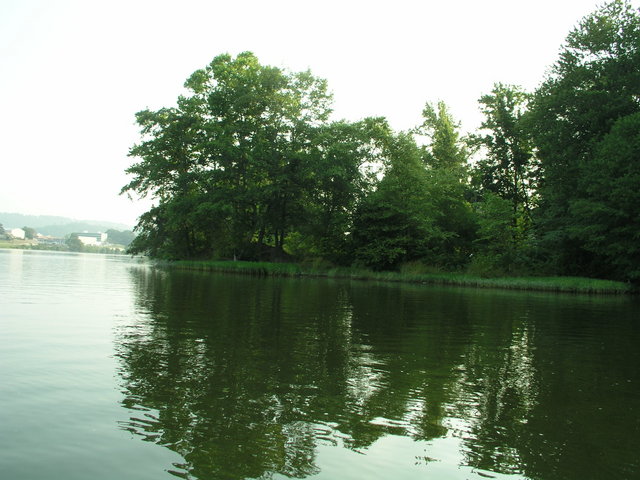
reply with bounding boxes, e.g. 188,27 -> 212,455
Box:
115,267 -> 640,480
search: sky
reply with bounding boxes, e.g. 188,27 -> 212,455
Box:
0,0 -> 623,227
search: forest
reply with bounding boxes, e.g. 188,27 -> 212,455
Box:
121,0 -> 640,282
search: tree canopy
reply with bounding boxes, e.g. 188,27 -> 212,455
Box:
527,0 -> 640,279
123,1 -> 640,282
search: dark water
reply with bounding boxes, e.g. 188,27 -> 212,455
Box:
1,250 -> 639,479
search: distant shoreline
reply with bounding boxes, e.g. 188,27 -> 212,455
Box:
0,242 -> 126,254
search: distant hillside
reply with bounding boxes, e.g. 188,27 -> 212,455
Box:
0,212 -> 133,237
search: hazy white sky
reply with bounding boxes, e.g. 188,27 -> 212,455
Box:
0,0 -> 623,226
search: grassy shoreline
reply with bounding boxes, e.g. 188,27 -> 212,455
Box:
167,260 -> 636,295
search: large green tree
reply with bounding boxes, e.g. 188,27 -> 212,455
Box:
527,0 -> 640,278
416,101 -> 476,267
293,117 -> 387,263
473,83 -> 535,221
352,132 -> 443,270
469,84 -> 536,273
123,105 -> 214,259
570,112 -> 640,280
418,101 -> 469,170
123,52 -> 333,260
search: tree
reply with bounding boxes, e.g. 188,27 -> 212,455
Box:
469,84 -> 537,272
105,229 -> 135,247
415,101 -> 476,267
293,117 -> 387,263
66,233 -> 83,252
123,101 -> 215,259
570,112 -> 640,281
472,83 -> 536,222
123,52 -> 332,260
352,132 -> 446,270
470,193 -> 522,275
527,0 -> 640,278
418,101 -> 468,170
22,226 -> 36,240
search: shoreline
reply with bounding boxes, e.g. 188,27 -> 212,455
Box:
165,260 -> 636,295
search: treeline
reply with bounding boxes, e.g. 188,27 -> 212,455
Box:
122,1 -> 640,282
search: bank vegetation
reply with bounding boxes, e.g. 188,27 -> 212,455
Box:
122,1 -> 640,287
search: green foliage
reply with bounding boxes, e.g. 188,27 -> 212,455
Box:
416,100 -> 476,267
120,5 -> 640,284
472,83 -> 536,223
569,112 -> 640,280
170,259 -> 634,294
425,166 -> 476,267
469,83 -> 537,276
469,193 -> 531,276
65,233 -> 83,252
294,117 -> 388,264
123,52 -> 334,260
352,133 -> 444,270
105,229 -> 135,247
474,193 -> 514,251
417,101 -> 469,169
22,226 -> 36,240
527,0 -> 640,279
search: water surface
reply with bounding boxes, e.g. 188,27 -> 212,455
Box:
1,250 -> 639,479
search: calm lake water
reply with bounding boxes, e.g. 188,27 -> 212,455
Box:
1,249 -> 639,480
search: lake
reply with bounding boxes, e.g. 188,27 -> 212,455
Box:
1,249 -> 639,479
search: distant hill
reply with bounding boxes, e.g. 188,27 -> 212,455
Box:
0,212 -> 133,237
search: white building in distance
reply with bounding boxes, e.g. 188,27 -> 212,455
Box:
76,232 -> 108,246
9,228 -> 25,239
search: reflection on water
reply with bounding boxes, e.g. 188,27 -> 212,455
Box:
115,267 -> 640,480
